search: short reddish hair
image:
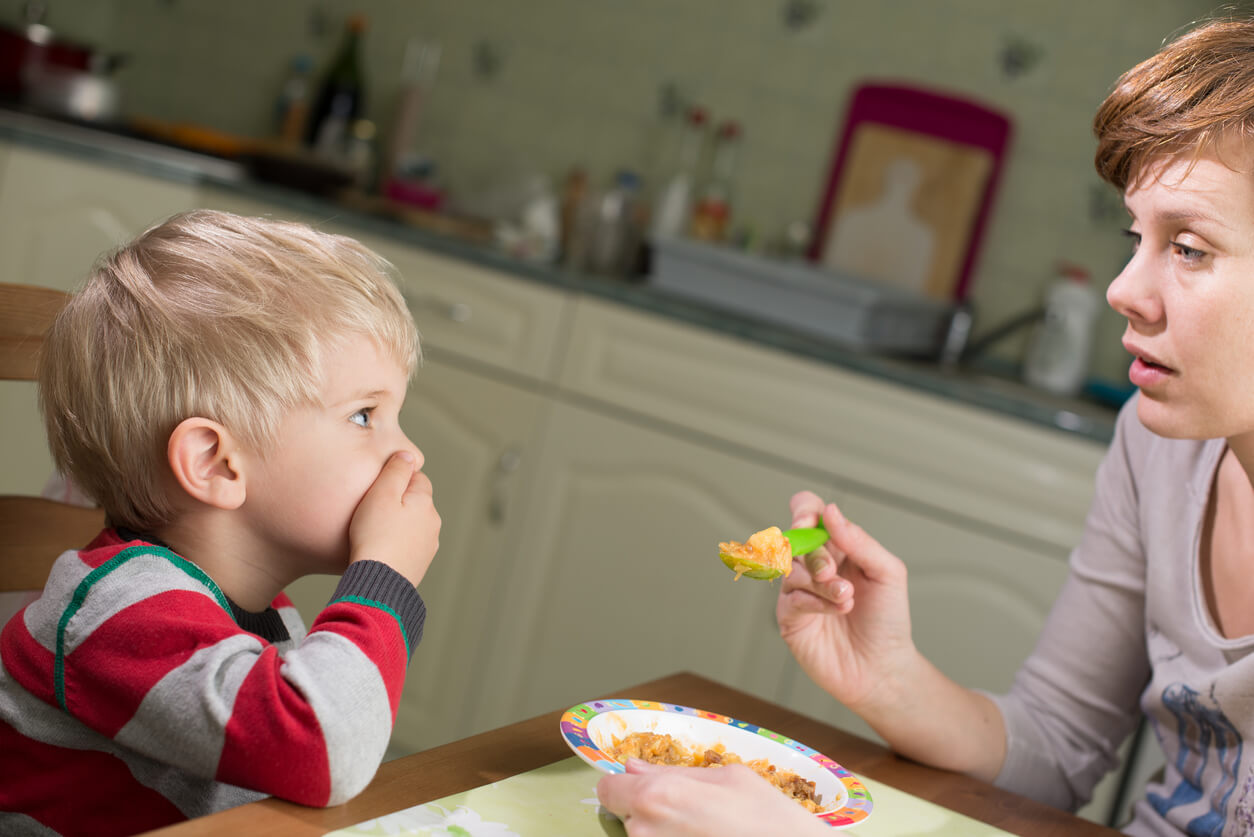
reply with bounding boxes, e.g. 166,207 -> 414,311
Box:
1094,17 -> 1254,190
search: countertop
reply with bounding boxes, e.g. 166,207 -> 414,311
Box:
0,107 -> 1119,445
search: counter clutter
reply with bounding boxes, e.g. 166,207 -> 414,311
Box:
0,105 -> 1117,444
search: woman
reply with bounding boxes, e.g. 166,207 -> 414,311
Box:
598,16 -> 1254,836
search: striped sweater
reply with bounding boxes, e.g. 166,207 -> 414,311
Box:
0,528 -> 425,836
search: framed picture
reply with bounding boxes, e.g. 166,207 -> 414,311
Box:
808,83 -> 1012,301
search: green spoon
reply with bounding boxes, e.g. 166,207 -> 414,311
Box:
718,522 -> 828,580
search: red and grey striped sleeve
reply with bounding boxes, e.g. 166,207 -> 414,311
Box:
5,544 -> 424,808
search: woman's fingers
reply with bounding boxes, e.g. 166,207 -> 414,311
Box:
595,771 -> 637,820
804,544 -> 839,581
789,490 -> 826,528
822,503 -> 904,586
800,547 -> 849,598
598,762 -> 827,837
781,501 -> 896,614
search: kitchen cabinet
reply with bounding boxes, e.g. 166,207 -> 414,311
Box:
557,297 -> 1102,556
197,186 -> 571,385
471,398 -> 840,734
0,143 -> 198,497
196,186 -> 325,232
552,296 -> 1103,709
0,144 -> 197,295
389,364 -> 551,755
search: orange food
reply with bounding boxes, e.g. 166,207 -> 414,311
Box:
609,731 -> 826,813
718,526 -> 792,581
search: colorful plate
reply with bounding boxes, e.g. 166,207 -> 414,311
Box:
560,698 -> 873,828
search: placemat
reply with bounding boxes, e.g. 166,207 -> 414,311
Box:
327,756 -> 1017,836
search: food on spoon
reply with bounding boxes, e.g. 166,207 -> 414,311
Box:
718,525 -> 793,581
609,731 -> 827,813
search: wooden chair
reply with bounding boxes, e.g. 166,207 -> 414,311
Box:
0,282 -> 106,593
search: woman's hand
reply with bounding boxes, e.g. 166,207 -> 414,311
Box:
777,491 -> 1008,780
777,491 -> 916,713
596,760 -> 830,837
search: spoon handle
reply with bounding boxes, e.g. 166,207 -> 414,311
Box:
783,523 -> 828,557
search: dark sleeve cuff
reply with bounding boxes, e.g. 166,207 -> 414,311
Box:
331,560 -> 426,659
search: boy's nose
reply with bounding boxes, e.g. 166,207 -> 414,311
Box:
400,435 -> 424,470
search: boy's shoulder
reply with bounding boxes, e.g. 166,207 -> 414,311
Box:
71,529 -> 228,595
28,529 -> 238,634
2,529 -> 248,717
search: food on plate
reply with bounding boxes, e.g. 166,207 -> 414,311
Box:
609,731 -> 827,813
718,525 -> 792,581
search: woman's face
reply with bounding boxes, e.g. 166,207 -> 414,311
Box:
1107,148 -> 1254,443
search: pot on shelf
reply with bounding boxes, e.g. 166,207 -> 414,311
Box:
0,20 -> 126,123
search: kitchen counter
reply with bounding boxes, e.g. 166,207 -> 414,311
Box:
0,107 -> 1119,445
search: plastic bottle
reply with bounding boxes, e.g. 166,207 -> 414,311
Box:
345,118 -> 377,192
1022,263 -> 1100,397
588,170 -> 643,277
305,14 -> 367,159
690,119 -> 742,242
559,167 -> 588,262
650,105 -> 708,241
378,38 -> 441,192
274,54 -> 313,145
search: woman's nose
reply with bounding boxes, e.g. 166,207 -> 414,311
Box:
1106,251 -> 1161,324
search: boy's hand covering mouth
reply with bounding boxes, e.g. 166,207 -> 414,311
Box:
349,451 -> 441,586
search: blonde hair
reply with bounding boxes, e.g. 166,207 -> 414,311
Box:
1094,16 -> 1254,190
38,209 -> 420,532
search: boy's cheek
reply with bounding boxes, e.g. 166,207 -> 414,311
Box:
351,460 -> 390,504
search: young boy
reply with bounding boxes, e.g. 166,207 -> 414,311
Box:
0,210 -> 441,835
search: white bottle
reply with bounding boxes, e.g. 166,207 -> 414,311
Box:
651,106 -> 708,240
1023,265 -> 1100,397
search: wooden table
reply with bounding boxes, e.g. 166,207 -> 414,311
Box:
144,671 -> 1122,836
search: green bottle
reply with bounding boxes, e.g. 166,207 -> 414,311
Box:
305,14 -> 366,155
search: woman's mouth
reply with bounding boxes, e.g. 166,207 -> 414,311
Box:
1128,355 -> 1173,388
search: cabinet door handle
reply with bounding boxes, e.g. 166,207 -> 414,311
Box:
488,448 -> 522,523
405,292 -> 472,323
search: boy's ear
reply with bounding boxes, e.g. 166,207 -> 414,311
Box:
167,417 -> 247,510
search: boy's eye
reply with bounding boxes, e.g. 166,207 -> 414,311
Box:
1121,228 -> 1141,251
349,408 -> 373,428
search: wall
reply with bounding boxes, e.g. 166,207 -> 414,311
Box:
2,0 -> 1236,384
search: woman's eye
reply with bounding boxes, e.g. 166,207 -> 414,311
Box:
349,408 -> 373,428
1121,228 -> 1141,252
1172,241 -> 1206,262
